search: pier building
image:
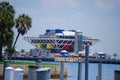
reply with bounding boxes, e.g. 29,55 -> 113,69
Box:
24,29 -> 99,53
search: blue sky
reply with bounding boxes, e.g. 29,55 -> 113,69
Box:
4,0 -> 120,57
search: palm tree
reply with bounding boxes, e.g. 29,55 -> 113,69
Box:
4,43 -> 15,60
21,49 -> 25,56
113,53 -> 117,60
13,14 -> 32,48
4,29 -> 14,46
0,1 -> 15,61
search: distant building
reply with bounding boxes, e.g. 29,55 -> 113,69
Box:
96,52 -> 111,59
97,52 -> 106,59
29,48 -> 40,57
24,29 -> 99,53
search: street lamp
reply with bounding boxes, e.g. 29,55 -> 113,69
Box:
83,41 -> 92,80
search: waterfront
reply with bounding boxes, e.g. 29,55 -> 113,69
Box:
46,62 -> 120,80
1,61 -> 120,80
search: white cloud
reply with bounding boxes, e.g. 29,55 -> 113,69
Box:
39,17 -> 62,24
39,0 -> 79,8
96,0 -> 115,10
117,0 -> 120,3
65,0 -> 79,7
15,7 -> 30,13
0,0 -> 11,2
40,13 -> 88,25
47,17 -> 61,23
15,7 -> 35,16
71,13 -> 88,19
69,13 -> 88,22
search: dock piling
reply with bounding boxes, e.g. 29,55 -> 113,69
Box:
78,62 -> 82,80
60,61 -> 64,80
35,59 -> 41,68
28,66 -> 38,80
3,60 -> 9,80
98,60 -> 102,80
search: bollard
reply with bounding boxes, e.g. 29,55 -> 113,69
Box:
3,60 -> 9,80
96,76 -> 99,80
115,70 -> 120,80
60,61 -> 64,80
28,66 -> 38,80
4,60 -> 9,67
5,67 -> 14,80
36,67 -> 51,80
35,59 -> 41,68
14,68 -> 24,80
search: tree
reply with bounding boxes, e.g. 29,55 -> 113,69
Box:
113,53 -> 117,60
4,30 -> 14,59
21,49 -> 25,56
13,14 -> 32,48
4,43 -> 15,60
0,1 -> 15,61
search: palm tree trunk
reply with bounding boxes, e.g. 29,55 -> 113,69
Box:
0,39 -> 3,61
13,32 -> 20,48
0,33 -> 3,61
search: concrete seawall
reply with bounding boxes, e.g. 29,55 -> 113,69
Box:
0,65 -> 67,79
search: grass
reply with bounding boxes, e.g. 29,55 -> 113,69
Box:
0,61 -> 59,66
42,63 -> 59,66
10,61 -> 35,65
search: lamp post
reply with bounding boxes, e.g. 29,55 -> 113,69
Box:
98,59 -> 102,80
83,41 -> 92,80
78,57 -> 82,80
85,45 -> 89,80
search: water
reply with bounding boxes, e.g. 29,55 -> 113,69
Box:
12,60 -> 120,80
44,62 -> 120,80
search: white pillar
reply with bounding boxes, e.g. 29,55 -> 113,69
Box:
14,68 -> 24,80
5,67 -> 14,80
28,66 -> 38,80
36,67 -> 50,80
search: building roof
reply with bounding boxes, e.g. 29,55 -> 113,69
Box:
62,30 -> 75,36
